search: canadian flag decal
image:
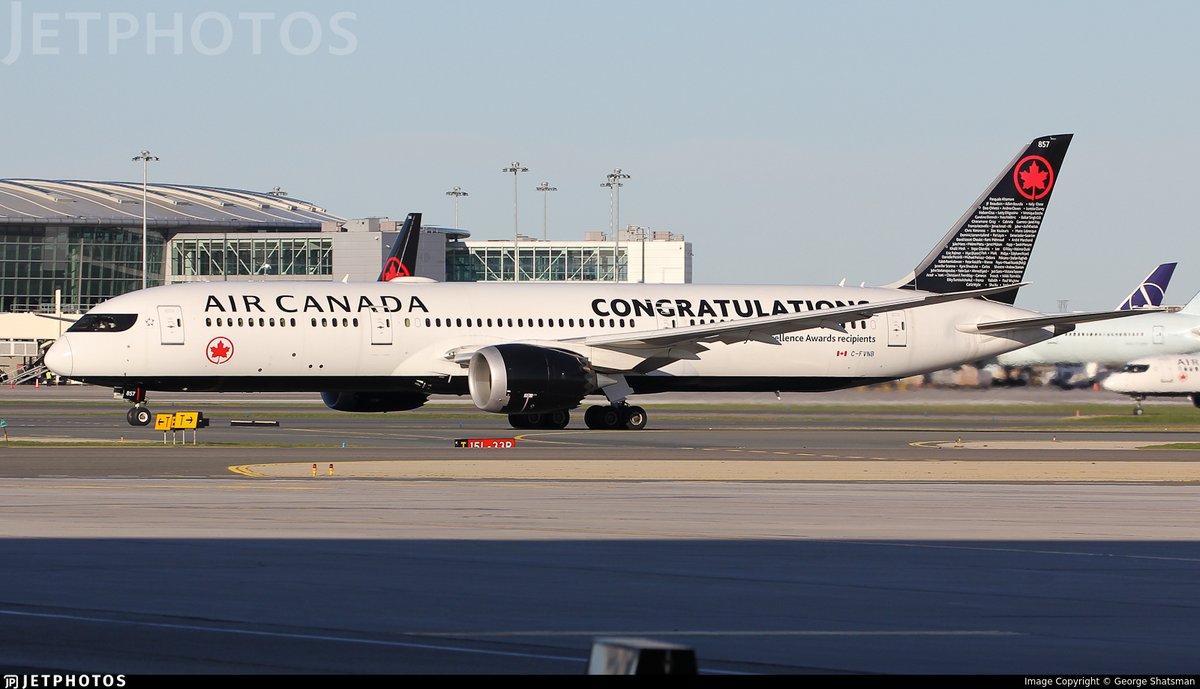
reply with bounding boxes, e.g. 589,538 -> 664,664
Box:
836,351 -> 848,357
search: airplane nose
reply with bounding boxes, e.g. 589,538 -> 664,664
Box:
44,337 -> 73,377
1101,375 -> 1123,393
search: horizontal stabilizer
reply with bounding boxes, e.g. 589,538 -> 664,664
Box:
961,307 -> 1165,335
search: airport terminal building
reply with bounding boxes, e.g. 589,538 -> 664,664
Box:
0,178 -> 691,377
0,179 -> 348,313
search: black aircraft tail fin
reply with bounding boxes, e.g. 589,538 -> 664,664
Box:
888,134 -> 1073,304
378,212 -> 422,282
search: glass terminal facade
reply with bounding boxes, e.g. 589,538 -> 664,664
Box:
447,244 -> 626,282
171,237 -> 333,278
0,225 -> 164,312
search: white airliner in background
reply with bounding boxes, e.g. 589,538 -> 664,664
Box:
996,288 -> 1200,369
44,133 -> 1151,430
1102,355 -> 1200,414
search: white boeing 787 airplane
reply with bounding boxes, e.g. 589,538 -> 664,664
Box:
45,133 -> 1150,429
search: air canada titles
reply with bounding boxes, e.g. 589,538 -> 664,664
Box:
202,293 -> 875,320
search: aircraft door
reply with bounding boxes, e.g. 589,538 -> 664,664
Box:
1162,363 -> 1174,384
370,309 -> 392,345
157,306 -> 184,345
887,311 -> 908,347
1154,326 -> 1165,344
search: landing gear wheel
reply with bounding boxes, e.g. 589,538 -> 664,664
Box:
584,406 -> 605,429
621,405 -> 648,430
599,406 -> 622,429
509,411 -> 570,429
127,406 -> 152,426
1134,407 -> 1144,416
585,405 -> 631,430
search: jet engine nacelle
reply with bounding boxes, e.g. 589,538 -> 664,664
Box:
468,344 -> 596,414
320,391 -> 428,413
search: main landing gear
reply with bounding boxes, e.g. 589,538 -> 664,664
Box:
505,404 -> 649,430
507,409 -> 571,429
584,404 -> 647,430
118,386 -> 153,426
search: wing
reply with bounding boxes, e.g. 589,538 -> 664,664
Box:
579,283 -> 1027,351
440,283 -> 1028,371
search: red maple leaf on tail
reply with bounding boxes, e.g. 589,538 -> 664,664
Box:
382,258 -> 410,281
1018,161 -> 1049,196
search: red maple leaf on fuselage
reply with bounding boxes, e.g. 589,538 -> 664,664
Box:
210,340 -> 231,359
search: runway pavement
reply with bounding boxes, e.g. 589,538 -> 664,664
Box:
0,480 -> 1198,675
0,384 -> 1199,675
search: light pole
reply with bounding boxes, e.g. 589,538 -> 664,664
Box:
445,186 -> 468,229
536,181 -> 557,240
502,162 -> 528,281
601,168 -> 629,282
131,150 -> 159,290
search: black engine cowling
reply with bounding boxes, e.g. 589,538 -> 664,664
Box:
320,391 -> 428,412
468,344 -> 595,414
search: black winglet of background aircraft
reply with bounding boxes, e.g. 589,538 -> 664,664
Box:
377,212 -> 422,282
890,134 -> 1073,304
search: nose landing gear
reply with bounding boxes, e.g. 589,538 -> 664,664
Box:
126,406 -> 152,426
118,386 -> 153,426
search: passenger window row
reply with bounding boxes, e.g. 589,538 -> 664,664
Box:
204,316 -> 648,330
409,317 -> 635,329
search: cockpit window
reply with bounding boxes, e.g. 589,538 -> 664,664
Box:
1120,364 -> 1150,374
68,313 -> 138,333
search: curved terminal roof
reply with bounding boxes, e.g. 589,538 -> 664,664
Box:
0,179 -> 344,228
422,225 -> 472,241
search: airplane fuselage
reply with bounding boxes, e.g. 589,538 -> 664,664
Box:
1103,355 -> 1200,399
996,311 -> 1200,367
48,281 -> 1055,397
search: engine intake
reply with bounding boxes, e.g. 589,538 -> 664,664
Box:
468,344 -> 595,414
320,391 -> 428,413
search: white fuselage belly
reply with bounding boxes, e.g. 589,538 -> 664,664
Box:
56,282 -> 1053,392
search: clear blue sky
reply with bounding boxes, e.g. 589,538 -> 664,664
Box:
4,1 -> 1198,311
